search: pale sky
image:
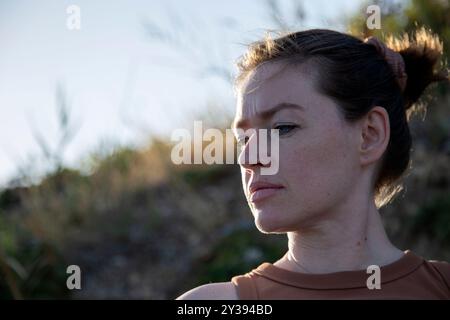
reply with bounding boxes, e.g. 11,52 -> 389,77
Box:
0,0 -> 362,187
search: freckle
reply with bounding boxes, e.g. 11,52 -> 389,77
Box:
357,241 -> 361,246
364,237 -> 367,241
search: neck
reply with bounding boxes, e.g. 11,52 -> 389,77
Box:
279,197 -> 403,274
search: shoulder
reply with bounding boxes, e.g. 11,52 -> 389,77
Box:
428,259 -> 450,289
176,281 -> 238,300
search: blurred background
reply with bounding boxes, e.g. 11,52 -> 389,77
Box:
0,0 -> 449,299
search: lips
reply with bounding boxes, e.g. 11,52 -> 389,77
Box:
248,181 -> 284,202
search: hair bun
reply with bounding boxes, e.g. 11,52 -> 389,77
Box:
384,27 -> 449,110
365,36 -> 408,92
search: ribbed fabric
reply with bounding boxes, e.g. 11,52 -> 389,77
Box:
231,250 -> 450,299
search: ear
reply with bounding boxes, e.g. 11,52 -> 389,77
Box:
359,106 -> 390,166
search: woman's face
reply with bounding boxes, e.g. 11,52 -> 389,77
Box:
234,61 -> 363,233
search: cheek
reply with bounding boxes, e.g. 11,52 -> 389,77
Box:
281,129 -> 355,200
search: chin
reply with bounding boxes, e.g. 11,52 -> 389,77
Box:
253,210 -> 291,234
252,205 -> 311,234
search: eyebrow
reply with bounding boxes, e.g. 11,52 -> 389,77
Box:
232,102 -> 305,130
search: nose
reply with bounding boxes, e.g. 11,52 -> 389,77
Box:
237,130 -> 271,170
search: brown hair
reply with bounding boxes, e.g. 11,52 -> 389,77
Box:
235,27 -> 449,208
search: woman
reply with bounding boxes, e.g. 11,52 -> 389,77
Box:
177,28 -> 450,299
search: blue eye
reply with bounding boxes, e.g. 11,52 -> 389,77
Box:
274,124 -> 297,135
236,135 -> 249,146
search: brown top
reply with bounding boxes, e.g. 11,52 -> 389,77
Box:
231,250 -> 450,299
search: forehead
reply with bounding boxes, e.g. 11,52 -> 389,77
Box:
235,61 -> 319,123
